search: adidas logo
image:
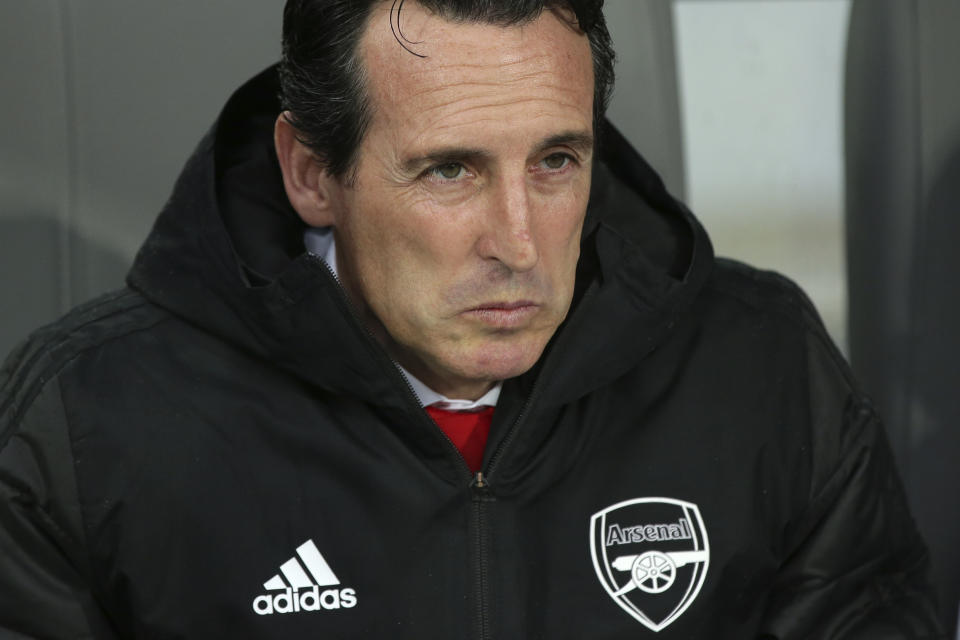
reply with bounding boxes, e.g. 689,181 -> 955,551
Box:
252,539 -> 358,616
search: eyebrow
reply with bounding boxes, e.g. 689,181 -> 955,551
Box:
536,131 -> 595,156
398,130 -> 595,175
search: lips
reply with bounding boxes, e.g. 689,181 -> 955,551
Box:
462,300 -> 540,329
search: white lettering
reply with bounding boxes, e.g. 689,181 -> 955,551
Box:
274,589 -> 294,614
252,586 -> 357,615
300,586 -> 320,611
605,518 -> 693,546
605,523 -> 625,546
253,595 -> 274,616
320,589 -> 341,610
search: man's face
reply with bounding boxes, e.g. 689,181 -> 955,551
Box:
328,3 -> 595,399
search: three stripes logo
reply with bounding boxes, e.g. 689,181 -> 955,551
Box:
252,539 -> 358,616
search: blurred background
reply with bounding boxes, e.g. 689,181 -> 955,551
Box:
1,0 -> 958,633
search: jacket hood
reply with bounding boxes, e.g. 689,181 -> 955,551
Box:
127,65 -> 714,414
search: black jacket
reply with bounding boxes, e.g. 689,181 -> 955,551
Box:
0,67 -> 944,639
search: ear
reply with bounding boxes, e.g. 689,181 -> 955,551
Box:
274,112 -> 340,227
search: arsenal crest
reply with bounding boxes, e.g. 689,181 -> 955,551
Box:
590,498 -> 709,632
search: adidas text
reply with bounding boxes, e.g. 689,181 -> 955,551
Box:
252,539 -> 357,616
253,586 -> 357,615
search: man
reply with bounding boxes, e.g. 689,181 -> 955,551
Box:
0,0 -> 944,637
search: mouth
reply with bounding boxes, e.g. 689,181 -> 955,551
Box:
461,300 -> 540,329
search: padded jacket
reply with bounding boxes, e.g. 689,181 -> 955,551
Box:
0,67 -> 945,639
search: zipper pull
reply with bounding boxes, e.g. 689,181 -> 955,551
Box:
471,471 -> 494,502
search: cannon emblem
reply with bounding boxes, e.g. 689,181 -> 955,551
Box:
590,498 -> 710,632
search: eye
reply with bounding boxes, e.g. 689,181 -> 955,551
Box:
540,153 -> 572,171
428,162 -> 467,181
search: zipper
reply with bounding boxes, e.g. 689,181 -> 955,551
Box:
471,471 -> 494,640
317,256 -> 491,638
316,254 -> 598,638
466,281 -> 599,639
462,321 -> 550,640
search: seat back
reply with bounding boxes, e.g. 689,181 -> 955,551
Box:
0,1 -> 283,356
845,0 -> 960,631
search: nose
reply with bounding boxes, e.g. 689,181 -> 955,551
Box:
476,175 -> 539,273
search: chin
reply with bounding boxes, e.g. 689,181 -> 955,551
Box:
456,335 -> 550,382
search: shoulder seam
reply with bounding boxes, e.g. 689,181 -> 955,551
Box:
0,292 -> 164,449
706,258 -> 861,395
707,258 -> 823,328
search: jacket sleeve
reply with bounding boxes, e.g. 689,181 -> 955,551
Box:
757,329 -> 945,639
0,360 -> 118,639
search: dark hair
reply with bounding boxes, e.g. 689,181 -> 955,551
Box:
280,0 -> 615,181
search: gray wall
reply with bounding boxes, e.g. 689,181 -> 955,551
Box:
673,0 -> 850,350
605,0 -> 685,199
0,1 -> 284,356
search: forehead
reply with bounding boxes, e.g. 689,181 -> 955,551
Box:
358,2 -> 595,151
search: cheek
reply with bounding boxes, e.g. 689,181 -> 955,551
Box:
345,191 -> 425,272
536,198 -> 588,311
344,195 -> 466,320
536,192 -> 588,265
